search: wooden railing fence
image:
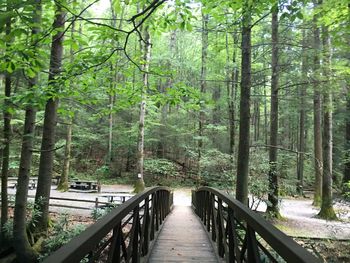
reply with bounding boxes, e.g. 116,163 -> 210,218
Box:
43,187 -> 173,263
192,187 -> 320,263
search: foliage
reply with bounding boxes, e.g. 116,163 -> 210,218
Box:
144,158 -> 179,178
200,150 -> 234,188
91,204 -> 118,221
39,214 -> 86,260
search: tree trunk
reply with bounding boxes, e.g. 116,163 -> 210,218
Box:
58,12 -> 75,192
343,4 -> 350,191
226,32 -> 239,157
198,11 -> 208,179
135,27 -> 151,193
297,28 -> 307,196
318,24 -> 337,220
58,120 -> 72,191
1,1 -> 12,235
13,0 -> 41,261
344,90 -> 350,188
236,0 -> 252,205
312,0 -> 323,206
34,2 -> 65,233
267,7 -> 280,218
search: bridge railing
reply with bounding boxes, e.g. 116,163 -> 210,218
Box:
43,186 -> 173,263
192,187 -> 320,263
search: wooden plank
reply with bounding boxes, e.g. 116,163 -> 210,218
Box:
148,206 -> 218,263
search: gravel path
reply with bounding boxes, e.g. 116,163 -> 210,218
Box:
277,198 -> 350,239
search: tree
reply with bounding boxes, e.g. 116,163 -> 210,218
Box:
318,22 -> 337,220
34,1 -> 65,233
135,26 -> 151,193
198,11 -> 208,179
312,0 -> 323,206
1,0 -> 12,236
13,0 -> 42,261
267,4 -> 281,218
236,0 -> 252,205
297,27 -> 307,197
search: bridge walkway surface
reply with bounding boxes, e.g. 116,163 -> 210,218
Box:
148,205 -> 218,262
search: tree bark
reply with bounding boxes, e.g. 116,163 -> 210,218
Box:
58,120 -> 72,191
226,32 -> 239,157
318,24 -> 337,220
267,6 -> 280,218
198,11 -> 208,179
34,2 -> 65,233
343,4 -> 350,191
13,0 -> 42,261
135,27 -> 151,192
344,90 -> 350,187
58,12 -> 75,192
1,1 -> 12,235
236,0 -> 252,206
312,0 -> 323,206
297,28 -> 307,196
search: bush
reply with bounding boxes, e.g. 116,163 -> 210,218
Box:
200,150 -> 234,188
144,158 -> 179,178
40,214 -> 86,260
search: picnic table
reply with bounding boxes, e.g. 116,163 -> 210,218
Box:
70,180 -> 98,191
7,177 -> 37,189
101,193 -> 134,204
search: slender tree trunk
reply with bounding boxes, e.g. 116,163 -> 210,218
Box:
58,120 -> 72,191
13,0 -> 42,261
236,0 -> 252,205
343,4 -> 350,191
198,12 -> 208,179
344,90 -> 350,187
227,33 -> 239,157
34,2 -> 65,233
318,24 -> 337,220
135,27 -> 151,192
58,12 -> 76,192
297,28 -> 307,196
1,2 -> 12,235
313,0 -> 323,205
267,7 -> 280,218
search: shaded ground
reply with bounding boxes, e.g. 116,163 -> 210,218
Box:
276,198 -> 350,239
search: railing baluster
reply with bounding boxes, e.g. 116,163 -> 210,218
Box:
192,187 -> 320,263
246,226 -> 261,263
141,196 -> 150,256
108,223 -> 122,263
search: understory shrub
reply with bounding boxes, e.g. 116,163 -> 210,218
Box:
40,214 -> 86,261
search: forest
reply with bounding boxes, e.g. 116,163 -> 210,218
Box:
0,0 -> 349,262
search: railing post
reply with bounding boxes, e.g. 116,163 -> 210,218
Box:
141,196 -> 150,256
107,223 -> 122,263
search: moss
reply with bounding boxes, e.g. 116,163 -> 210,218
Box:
56,181 -> 69,192
312,194 -> 322,207
317,206 -> 338,220
266,206 -> 283,220
133,178 -> 145,193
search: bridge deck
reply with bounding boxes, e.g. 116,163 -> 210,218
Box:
148,206 -> 218,262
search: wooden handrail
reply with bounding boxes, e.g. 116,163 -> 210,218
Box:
192,187 -> 321,263
43,186 -> 173,263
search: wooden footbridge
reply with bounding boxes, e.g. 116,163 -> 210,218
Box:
44,187 -> 320,263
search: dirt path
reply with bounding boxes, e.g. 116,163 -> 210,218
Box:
277,198 -> 350,239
